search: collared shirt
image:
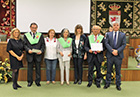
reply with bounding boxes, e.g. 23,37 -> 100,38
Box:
93,34 -> 99,41
30,32 -> 37,38
113,31 -> 119,44
44,37 -> 57,59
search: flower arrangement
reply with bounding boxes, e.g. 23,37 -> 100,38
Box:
0,58 -> 12,83
93,56 -> 117,85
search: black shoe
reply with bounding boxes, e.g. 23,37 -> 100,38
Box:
116,86 -> 121,91
36,83 -> 41,87
87,83 -> 92,87
13,84 -> 17,90
78,80 -> 82,85
103,84 -> 110,89
27,82 -> 33,87
96,84 -> 101,88
73,79 -> 78,84
16,84 -> 22,88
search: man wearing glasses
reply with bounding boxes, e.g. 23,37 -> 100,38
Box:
24,23 -> 45,87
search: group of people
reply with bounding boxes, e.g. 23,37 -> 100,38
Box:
7,22 -> 126,91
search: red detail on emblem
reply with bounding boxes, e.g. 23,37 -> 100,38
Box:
111,17 -> 116,22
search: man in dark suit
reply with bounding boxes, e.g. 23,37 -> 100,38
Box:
85,25 -> 105,88
24,23 -> 45,87
104,22 -> 126,91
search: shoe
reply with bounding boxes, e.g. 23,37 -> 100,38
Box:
61,82 -> 64,85
13,84 -> 17,90
46,81 -> 50,84
116,86 -> 121,91
78,80 -> 82,85
96,84 -> 101,88
27,82 -> 33,87
66,82 -> 70,85
52,81 -> 55,84
103,84 -> 110,89
73,79 -> 78,84
87,83 -> 92,87
16,84 -> 22,88
36,83 -> 41,87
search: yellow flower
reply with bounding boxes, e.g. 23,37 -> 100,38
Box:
101,70 -> 107,75
4,76 -> 8,83
0,73 -> 2,80
5,58 -> 8,62
6,63 -> 10,68
2,62 -> 5,66
103,76 -> 106,80
0,61 -> 2,64
0,66 -> 4,71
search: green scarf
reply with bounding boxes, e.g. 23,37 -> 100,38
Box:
88,34 -> 104,47
25,32 -> 42,45
58,37 -> 72,48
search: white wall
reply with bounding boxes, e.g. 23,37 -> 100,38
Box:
16,0 -> 90,33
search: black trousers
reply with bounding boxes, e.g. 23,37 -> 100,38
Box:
73,58 -> 84,81
88,56 -> 101,85
27,56 -> 41,84
106,56 -> 122,86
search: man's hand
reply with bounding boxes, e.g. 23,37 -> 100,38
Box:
37,51 -> 42,55
97,51 -> 101,53
28,50 -> 32,54
89,49 -> 93,53
112,49 -> 118,56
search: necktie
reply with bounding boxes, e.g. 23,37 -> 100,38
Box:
94,35 -> 97,54
33,33 -> 35,39
95,35 -> 97,41
113,32 -> 117,49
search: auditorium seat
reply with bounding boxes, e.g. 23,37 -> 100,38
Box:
126,35 -> 134,58
0,34 -> 7,41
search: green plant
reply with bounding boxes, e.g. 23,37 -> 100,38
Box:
0,58 -> 12,83
93,56 -> 117,85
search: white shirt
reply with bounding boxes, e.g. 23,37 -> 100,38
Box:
113,31 -> 119,44
93,34 -> 99,41
75,40 -> 79,53
31,32 -> 36,38
44,37 -> 57,59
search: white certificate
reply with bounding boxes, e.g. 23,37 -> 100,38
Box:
62,51 -> 71,62
32,49 -> 41,53
91,43 -> 103,51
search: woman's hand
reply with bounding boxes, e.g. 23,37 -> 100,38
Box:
60,52 -> 64,57
84,53 -> 87,60
16,56 -> 22,61
68,53 -> 71,57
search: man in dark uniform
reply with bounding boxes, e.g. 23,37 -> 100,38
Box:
24,23 -> 45,87
85,25 -> 105,88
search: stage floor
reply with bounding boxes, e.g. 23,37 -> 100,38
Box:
0,81 -> 139,97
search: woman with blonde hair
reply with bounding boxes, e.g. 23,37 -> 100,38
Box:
7,28 -> 24,90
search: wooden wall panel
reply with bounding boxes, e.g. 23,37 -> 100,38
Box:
18,69 -> 140,81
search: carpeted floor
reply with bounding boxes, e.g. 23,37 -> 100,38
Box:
0,81 -> 140,97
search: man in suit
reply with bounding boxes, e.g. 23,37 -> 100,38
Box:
104,22 -> 126,91
85,25 -> 105,88
24,23 -> 45,87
